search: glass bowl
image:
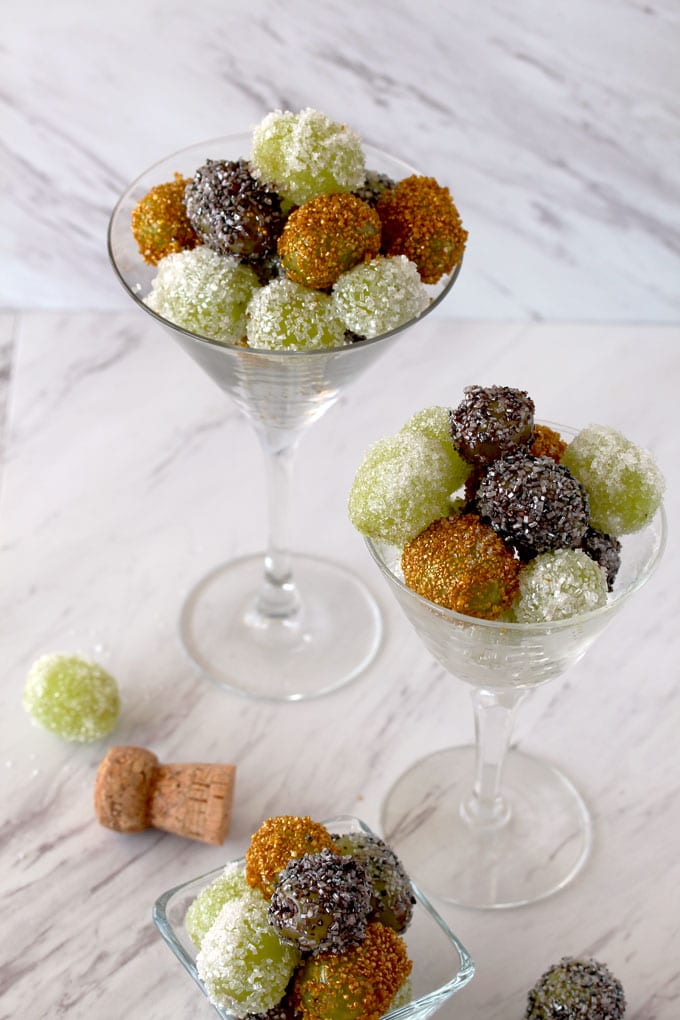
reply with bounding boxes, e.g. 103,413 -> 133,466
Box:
153,815 -> 475,1019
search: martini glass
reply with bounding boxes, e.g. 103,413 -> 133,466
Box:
108,135 -> 462,701
365,432 -> 665,907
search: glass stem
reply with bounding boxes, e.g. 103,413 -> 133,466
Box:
463,687 -> 528,828
252,424 -> 302,620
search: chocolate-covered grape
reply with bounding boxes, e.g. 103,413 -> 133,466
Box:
476,453 -> 589,557
185,159 -> 285,261
525,956 -> 626,1020
332,832 -> 415,933
449,385 -> 535,466
268,849 -> 372,954
581,527 -> 621,591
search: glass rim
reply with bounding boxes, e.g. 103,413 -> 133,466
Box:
365,424 -> 667,635
107,133 -> 463,358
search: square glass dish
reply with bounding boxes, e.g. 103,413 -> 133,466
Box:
153,815 -> 474,1019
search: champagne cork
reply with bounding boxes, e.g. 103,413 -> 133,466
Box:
94,745 -> 236,845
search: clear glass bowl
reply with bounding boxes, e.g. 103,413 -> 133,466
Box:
153,815 -> 474,1019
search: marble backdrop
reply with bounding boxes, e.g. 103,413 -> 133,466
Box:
3,0 -> 680,319
1,313 -> 678,1019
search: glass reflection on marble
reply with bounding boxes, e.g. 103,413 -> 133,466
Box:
153,815 -> 474,1020
108,135 -> 461,701
366,450 -> 665,908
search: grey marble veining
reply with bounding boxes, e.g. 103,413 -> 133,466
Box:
2,0 -> 680,320
1,310 -> 679,1017
0,314 -> 17,464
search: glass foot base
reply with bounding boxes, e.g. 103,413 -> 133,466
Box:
180,553 -> 382,701
381,746 -> 591,909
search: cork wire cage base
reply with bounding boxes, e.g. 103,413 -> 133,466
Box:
152,815 -> 474,1019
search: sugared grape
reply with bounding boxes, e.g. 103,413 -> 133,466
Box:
332,256 -> 428,338
562,424 -> 665,535
23,653 -> 120,742
145,246 -> 260,343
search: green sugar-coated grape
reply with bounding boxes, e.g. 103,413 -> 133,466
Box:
250,108 -> 366,208
22,653 -> 120,742
514,549 -> 608,623
562,424 -> 665,535
246,278 -> 346,350
145,246 -> 260,344
402,405 -> 453,446
348,429 -> 463,546
331,256 -> 429,338
402,406 -> 472,487
196,887 -> 299,1018
185,863 -> 250,948
390,977 -> 413,1011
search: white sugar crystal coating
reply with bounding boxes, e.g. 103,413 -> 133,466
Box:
514,549 -> 608,623
332,256 -> 429,338
185,863 -> 249,948
349,430 -> 463,545
196,885 -> 299,1017
250,108 -> 366,207
145,246 -> 260,343
562,424 -> 665,535
22,653 -> 120,742
391,976 -> 414,1010
402,405 -> 455,446
246,277 -> 346,350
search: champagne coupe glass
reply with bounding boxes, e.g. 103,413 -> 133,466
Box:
365,430 -> 665,908
108,135 -> 462,701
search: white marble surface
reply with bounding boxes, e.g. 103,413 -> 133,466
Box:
1,311 -> 678,1018
3,0 -> 680,320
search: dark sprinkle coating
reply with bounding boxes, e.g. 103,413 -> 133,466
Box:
345,328 -> 367,343
332,832 -> 415,934
268,848 -> 372,955
449,385 -> 535,466
185,159 -> 285,261
245,998 -> 300,1020
581,527 -> 622,591
353,170 -> 395,207
463,462 -> 486,504
525,957 -> 626,1019
251,252 -> 284,286
476,453 -> 590,557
